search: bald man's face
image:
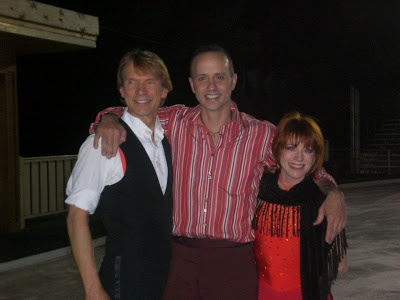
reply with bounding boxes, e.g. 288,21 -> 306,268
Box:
189,51 -> 237,114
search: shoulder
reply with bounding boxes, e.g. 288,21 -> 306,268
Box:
160,104 -> 201,121
304,176 -> 327,201
77,135 -> 120,164
159,104 -> 190,114
77,134 -> 100,156
239,111 -> 276,132
237,113 -> 276,149
158,104 -> 197,120
258,172 -> 277,198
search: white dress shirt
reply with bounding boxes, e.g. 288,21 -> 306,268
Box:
65,108 -> 168,214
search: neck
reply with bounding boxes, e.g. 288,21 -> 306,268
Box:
146,121 -> 156,132
200,107 -> 232,133
128,110 -> 157,132
278,173 -> 303,191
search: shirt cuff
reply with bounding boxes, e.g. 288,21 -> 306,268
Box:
65,189 -> 100,215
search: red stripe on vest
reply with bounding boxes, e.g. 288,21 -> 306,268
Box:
118,147 -> 126,174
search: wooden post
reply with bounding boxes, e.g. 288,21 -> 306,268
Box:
0,65 -> 20,232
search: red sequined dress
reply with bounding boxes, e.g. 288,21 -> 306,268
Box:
253,173 -> 347,300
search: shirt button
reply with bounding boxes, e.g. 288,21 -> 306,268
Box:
203,208 -> 207,212
203,223 -> 207,226
208,176 -> 211,179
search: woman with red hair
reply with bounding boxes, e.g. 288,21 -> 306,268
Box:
253,112 -> 348,299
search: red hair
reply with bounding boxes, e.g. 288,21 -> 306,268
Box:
272,112 -> 325,175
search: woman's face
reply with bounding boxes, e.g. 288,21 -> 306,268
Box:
279,141 -> 316,186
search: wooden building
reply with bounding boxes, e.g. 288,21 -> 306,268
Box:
0,0 -> 99,232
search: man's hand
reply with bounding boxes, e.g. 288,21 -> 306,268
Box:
314,189 -> 347,243
93,114 -> 126,158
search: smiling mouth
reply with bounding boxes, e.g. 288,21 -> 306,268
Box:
205,94 -> 219,99
135,99 -> 150,104
288,163 -> 304,169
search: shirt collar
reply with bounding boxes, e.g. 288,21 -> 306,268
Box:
188,101 -> 242,126
121,107 -> 164,144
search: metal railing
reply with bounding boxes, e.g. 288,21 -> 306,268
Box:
328,148 -> 400,176
359,149 -> 400,175
19,155 -> 77,229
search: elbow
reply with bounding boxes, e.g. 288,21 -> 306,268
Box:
66,205 -> 89,231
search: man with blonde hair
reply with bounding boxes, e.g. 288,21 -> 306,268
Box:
66,49 -> 173,299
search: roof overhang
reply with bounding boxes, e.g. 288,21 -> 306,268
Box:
0,0 -> 99,55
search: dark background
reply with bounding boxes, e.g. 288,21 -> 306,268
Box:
17,1 -> 400,159
2,0 -> 399,264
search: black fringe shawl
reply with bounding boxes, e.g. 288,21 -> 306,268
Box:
253,172 -> 348,300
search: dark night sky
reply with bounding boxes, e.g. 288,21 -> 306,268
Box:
17,0 -> 400,157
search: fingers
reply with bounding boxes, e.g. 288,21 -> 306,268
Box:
95,115 -> 125,159
336,190 -> 347,231
101,134 -> 109,157
332,199 -> 346,235
325,213 -> 344,243
100,132 -> 122,158
316,188 -> 347,243
324,214 -> 335,244
313,208 -> 324,226
100,136 -> 117,159
342,217 -> 347,230
313,206 -> 336,243
340,201 -> 347,230
93,133 -> 100,149
120,130 -> 127,144
109,133 -> 120,159
314,205 -> 339,243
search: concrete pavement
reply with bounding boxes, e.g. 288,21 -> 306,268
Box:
331,180 -> 400,299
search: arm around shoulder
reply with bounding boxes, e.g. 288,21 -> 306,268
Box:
314,176 -> 347,244
91,109 -> 126,159
89,107 -> 125,135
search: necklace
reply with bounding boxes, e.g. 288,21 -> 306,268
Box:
278,173 -> 295,191
210,131 -> 219,138
209,131 -> 220,145
199,115 -> 221,143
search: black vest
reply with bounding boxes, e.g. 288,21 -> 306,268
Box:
98,119 -> 173,299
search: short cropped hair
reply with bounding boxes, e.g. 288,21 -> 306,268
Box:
189,44 -> 235,77
272,112 -> 325,176
117,49 -> 173,105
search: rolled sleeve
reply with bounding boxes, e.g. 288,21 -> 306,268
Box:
65,135 -> 122,214
65,189 -> 100,214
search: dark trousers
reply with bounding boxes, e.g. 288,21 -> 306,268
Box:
163,237 -> 258,300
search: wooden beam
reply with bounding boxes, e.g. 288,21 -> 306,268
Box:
0,0 -> 99,48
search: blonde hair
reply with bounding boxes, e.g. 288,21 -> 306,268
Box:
117,49 -> 173,105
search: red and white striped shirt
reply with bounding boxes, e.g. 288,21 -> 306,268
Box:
91,101 -> 332,243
